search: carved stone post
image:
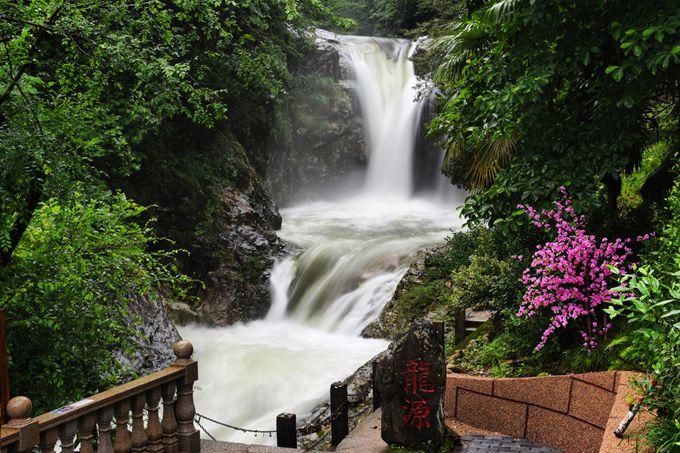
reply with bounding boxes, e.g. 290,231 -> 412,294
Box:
97,406 -> 115,453
146,388 -> 163,453
3,396 -> 38,452
114,399 -> 132,453
58,421 -> 78,453
161,382 -> 179,453
172,341 -> 200,453
77,413 -> 97,453
130,394 -> 148,453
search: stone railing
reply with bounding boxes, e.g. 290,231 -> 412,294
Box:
445,371 -> 652,452
0,340 -> 199,453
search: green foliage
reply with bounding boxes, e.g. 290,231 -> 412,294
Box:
619,140 -> 673,212
448,253 -> 521,312
430,0 -> 680,231
605,179 -> 680,450
0,193 -> 189,412
324,0 -> 464,36
0,0 -> 334,412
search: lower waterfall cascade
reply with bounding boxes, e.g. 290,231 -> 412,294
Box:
178,31 -> 466,445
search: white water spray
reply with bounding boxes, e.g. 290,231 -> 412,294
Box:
179,31 -> 465,445
344,37 -> 422,197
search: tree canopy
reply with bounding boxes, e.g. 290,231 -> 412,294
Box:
429,0 -> 679,231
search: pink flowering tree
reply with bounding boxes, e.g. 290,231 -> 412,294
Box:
518,187 -> 649,351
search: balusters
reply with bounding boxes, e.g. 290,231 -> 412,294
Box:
161,382 -> 179,453
38,428 -> 58,453
114,399 -> 132,453
130,394 -> 148,453
0,339 -> 201,453
58,421 -> 77,453
77,413 -> 96,453
172,341 -> 200,453
97,406 -> 115,453
145,388 -> 163,453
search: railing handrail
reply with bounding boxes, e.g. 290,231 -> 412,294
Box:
0,340 -> 200,453
40,366 -> 185,432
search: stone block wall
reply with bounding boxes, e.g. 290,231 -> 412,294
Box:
445,371 -> 650,452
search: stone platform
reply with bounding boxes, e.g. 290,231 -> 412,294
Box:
201,439 -> 314,452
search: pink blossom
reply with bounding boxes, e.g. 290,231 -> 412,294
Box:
518,187 -> 648,351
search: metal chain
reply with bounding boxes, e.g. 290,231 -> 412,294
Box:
349,405 -> 371,421
304,428 -> 332,452
193,394 -> 374,444
195,413 -> 276,435
195,417 -> 217,441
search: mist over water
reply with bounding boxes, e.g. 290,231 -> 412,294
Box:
179,32 -> 465,445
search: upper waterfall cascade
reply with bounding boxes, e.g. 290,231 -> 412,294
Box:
343,36 -> 421,197
178,31 -> 465,445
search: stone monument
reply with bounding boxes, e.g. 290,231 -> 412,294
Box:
376,320 -> 448,449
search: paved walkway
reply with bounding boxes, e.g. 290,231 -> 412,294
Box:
333,409 -> 560,452
335,409 -> 385,453
199,412 -> 560,452
201,439 -> 311,452
454,435 -> 560,452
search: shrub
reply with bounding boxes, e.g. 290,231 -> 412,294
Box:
607,177 -> 680,451
0,192 -> 189,412
448,254 -> 522,312
518,187 -> 647,351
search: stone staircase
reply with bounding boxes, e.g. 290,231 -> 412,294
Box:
463,310 -> 492,335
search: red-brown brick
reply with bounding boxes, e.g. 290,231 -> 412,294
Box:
455,389 -> 528,439
526,406 -> 605,453
494,375 -> 571,413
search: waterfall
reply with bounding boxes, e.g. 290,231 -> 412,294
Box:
342,37 -> 421,197
178,32 -> 465,445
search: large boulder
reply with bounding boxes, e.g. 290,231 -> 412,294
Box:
191,183 -> 286,325
121,125 -> 285,326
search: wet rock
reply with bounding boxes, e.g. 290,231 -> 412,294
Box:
121,126 -> 285,327
117,292 -> 181,375
376,320 -> 448,449
268,28 -> 366,204
166,301 -> 199,325
192,184 -> 286,325
362,246 -> 446,339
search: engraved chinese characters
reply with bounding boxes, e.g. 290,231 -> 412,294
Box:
376,321 -> 448,448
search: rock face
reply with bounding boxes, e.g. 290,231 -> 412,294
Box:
117,292 -> 181,375
376,321 -> 447,449
362,246 -> 445,339
268,29 -> 366,204
121,126 -> 285,327
191,183 -> 286,325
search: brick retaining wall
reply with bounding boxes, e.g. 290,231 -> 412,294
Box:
445,371 -> 651,452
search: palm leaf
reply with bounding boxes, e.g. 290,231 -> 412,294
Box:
468,135 -> 517,188
486,0 -> 518,24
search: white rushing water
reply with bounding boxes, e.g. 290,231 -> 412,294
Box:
178,33 -> 465,445
345,37 -> 421,197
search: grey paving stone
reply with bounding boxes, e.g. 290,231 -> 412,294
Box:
453,434 -> 562,452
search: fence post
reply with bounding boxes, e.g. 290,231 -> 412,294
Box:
330,382 -> 348,446
3,396 -> 39,452
172,341 -> 200,453
276,413 -> 296,449
454,309 -> 465,344
0,310 -> 10,424
372,361 -> 381,412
